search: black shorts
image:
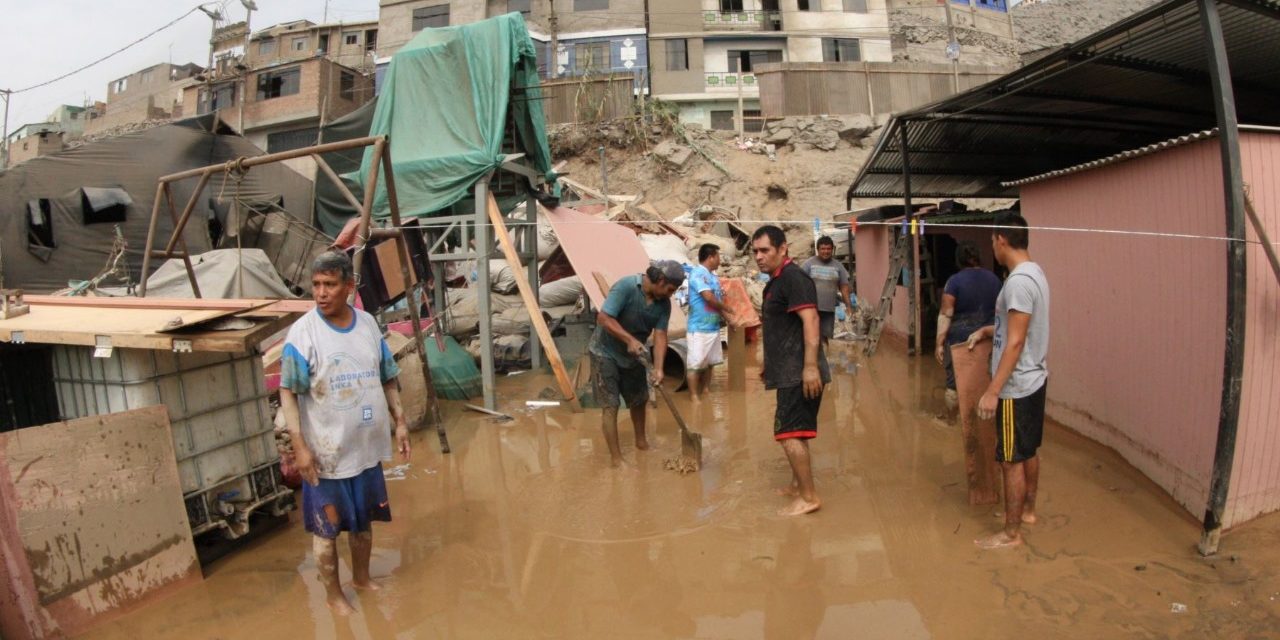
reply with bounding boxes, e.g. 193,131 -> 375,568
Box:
590,353 -> 649,410
774,385 -> 823,441
818,311 -> 835,340
996,383 -> 1047,463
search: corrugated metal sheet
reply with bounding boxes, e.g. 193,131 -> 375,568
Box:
847,0 -> 1280,199
1225,131 -> 1280,528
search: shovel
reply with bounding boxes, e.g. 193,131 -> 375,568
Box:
638,351 -> 703,474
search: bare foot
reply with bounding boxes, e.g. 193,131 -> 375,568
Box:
773,485 -> 800,497
991,509 -> 1037,524
352,578 -> 382,591
777,497 -> 821,516
326,590 -> 356,615
974,531 -> 1022,549
635,438 -> 650,451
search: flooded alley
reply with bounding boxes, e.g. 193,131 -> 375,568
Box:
88,344 -> 1280,639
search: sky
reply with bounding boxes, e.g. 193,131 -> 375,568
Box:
0,0 -> 379,131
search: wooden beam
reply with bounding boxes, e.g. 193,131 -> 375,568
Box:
1245,191 -> 1280,287
162,183 -> 203,299
485,193 -> 581,410
138,183 -> 167,297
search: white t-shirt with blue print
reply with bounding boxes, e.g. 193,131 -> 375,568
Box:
280,307 -> 400,480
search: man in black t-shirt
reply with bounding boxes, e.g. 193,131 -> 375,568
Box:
753,225 -> 830,516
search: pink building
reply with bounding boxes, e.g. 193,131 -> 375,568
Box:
844,0 -> 1280,551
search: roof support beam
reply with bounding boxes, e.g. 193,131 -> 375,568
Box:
1198,0 -> 1248,558
1009,89 -> 1216,120
926,111 -> 1177,135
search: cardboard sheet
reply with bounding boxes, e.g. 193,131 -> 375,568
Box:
952,342 -> 1001,506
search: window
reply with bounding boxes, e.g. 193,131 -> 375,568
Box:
843,0 -> 867,11
727,49 -> 781,72
365,29 -> 378,52
720,0 -> 743,11
665,39 -> 688,71
256,67 -> 301,100
267,127 -> 321,154
574,0 -> 608,10
111,78 -> 127,94
822,38 -> 861,62
258,39 -> 276,56
575,41 -> 610,72
80,187 -> 131,225
340,72 -> 357,101
508,0 -> 531,16
319,34 -> 330,53
198,83 -> 237,114
292,36 -> 309,52
27,199 -> 55,261
140,69 -> 155,85
710,110 -> 734,130
344,31 -> 359,46
798,0 -> 811,10
412,4 -> 449,31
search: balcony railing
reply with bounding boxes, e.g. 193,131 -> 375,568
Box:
704,72 -> 759,91
703,10 -> 781,31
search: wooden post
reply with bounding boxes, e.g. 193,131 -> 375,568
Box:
350,138 -> 386,293
162,184 -> 203,299
485,193 -> 581,411
379,142 -> 450,453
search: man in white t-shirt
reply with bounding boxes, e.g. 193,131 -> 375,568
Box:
279,252 -> 411,615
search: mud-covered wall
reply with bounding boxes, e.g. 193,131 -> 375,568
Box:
0,406 -> 200,639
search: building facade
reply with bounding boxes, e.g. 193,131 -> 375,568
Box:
84,63 -> 204,135
647,0 -> 892,130
246,19 -> 380,73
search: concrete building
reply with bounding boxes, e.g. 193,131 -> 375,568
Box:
4,125 -> 65,166
889,0 -> 1016,60
648,0 -> 892,130
246,19 -> 380,73
183,57 -> 375,178
84,63 -> 204,135
376,0 -> 648,90
45,105 -> 89,140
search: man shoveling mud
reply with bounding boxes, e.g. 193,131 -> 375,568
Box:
752,226 -> 830,516
278,252 -> 412,614
590,261 -> 683,467
969,212 -> 1051,549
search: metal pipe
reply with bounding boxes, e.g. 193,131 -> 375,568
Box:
1197,0 -> 1247,557
526,193 -> 543,370
138,182 -> 168,297
313,153 -> 363,212
899,123 -> 918,356
475,179 -> 496,410
163,172 -> 213,255
158,135 -> 387,182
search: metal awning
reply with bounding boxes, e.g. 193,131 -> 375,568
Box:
846,0 -> 1280,200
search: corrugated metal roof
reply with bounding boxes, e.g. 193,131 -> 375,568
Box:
1003,129 -> 1219,186
847,0 -> 1280,200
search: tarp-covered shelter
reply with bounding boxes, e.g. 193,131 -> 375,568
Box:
846,0 -> 1280,551
0,114 -> 314,293
349,12 -> 554,221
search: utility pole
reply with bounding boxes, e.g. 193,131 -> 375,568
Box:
735,71 -> 745,139
240,1 -> 256,134
549,0 -> 560,78
943,1 -> 960,93
1,89 -> 10,170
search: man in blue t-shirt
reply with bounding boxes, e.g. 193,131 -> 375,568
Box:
935,241 -> 1002,413
687,244 -> 735,400
589,260 -> 683,467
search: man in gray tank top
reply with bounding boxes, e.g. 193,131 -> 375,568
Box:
967,211 -> 1050,550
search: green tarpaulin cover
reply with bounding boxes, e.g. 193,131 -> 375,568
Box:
354,13 -> 553,220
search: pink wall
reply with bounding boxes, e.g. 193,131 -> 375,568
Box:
1020,139 -> 1228,520
1224,132 -> 1280,528
855,226 -> 910,337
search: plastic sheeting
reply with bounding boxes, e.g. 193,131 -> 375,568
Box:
99,249 -> 295,299
352,13 -> 554,221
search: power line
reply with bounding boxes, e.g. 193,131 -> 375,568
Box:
8,6 -> 204,95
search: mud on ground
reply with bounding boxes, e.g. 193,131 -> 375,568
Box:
88,343 -> 1280,639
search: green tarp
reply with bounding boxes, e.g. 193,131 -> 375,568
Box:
354,13 -> 554,221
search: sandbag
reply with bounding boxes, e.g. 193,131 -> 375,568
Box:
539,275 -> 584,307
424,335 -> 482,400
639,234 -> 691,266
685,233 -> 737,262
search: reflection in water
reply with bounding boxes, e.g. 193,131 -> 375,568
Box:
86,343 -> 1280,639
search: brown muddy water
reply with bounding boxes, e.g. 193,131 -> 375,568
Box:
88,343 -> 1280,639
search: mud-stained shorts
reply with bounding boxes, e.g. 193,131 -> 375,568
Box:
302,462 -> 392,539
774,385 -> 822,441
995,383 -> 1047,463
590,353 -> 649,410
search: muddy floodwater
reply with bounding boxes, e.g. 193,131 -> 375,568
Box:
89,343 -> 1280,638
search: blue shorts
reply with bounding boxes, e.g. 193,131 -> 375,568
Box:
301,462 -> 392,539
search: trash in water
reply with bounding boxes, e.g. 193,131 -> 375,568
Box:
385,464 -> 411,480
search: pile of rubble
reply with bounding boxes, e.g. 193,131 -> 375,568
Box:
68,119 -> 174,148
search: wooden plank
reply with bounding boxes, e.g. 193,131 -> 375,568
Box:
0,305 -> 299,353
486,194 -> 581,411
0,406 -> 200,638
24,295 -> 264,311
952,341 -> 1001,506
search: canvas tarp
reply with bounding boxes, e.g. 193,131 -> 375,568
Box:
99,249 -> 296,299
352,12 -> 554,221
0,114 -> 314,293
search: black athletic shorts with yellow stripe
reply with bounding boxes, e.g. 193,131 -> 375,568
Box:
995,383 -> 1047,463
